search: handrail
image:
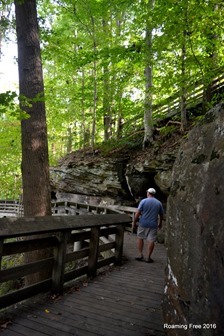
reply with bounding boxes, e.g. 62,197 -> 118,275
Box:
0,200 -> 23,217
154,73 -> 224,120
0,214 -> 131,309
51,200 -> 121,215
0,199 -> 122,217
123,72 -> 224,130
0,199 -> 136,231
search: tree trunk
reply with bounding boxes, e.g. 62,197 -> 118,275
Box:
180,30 -> 188,131
90,16 -> 97,149
143,0 -> 154,149
15,0 -> 52,284
102,18 -> 112,142
202,1 -> 218,111
81,67 -> 87,148
103,63 -> 112,141
66,125 -> 72,153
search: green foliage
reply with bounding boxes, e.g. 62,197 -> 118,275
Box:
0,0 -> 224,197
0,91 -> 28,198
97,133 -> 142,156
0,91 -> 30,120
0,117 -> 22,198
0,251 -> 24,296
159,125 -> 177,138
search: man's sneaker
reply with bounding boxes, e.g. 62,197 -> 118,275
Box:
145,257 -> 154,263
135,256 -> 144,261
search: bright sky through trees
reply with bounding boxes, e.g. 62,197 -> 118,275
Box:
0,40 -> 18,92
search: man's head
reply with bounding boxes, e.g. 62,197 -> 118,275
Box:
147,187 -> 156,196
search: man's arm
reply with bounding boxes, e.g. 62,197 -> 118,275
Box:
158,213 -> 163,230
132,210 -> 141,232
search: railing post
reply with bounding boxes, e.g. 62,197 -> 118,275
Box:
51,231 -> 69,294
88,227 -> 100,278
114,224 -> 125,266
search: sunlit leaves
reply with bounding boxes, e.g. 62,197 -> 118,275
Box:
0,91 -> 30,120
1,0 -> 223,197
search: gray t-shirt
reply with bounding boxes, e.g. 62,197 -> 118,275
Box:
138,197 -> 164,229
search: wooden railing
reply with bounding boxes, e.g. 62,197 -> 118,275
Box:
123,72 -> 224,131
52,201 -> 137,231
107,205 -> 137,231
0,199 -> 134,217
0,199 -> 137,234
51,200 -> 124,216
153,73 -> 224,121
0,214 -> 131,310
0,200 -> 23,217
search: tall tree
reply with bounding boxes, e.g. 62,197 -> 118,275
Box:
201,0 -> 219,111
15,0 -> 51,217
15,0 -> 52,283
143,0 -> 154,149
179,1 -> 189,131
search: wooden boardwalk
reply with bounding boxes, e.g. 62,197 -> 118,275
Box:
0,232 -> 167,336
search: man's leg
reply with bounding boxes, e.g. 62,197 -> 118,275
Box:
147,240 -> 155,259
137,238 -> 144,257
135,238 -> 144,260
146,229 -> 157,262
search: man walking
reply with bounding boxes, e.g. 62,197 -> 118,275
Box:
132,187 -> 164,263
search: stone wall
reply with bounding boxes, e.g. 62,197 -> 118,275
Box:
163,102 -> 224,335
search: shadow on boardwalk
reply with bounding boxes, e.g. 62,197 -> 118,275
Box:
0,232 -> 167,336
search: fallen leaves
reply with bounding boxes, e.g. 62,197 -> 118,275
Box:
0,319 -> 12,329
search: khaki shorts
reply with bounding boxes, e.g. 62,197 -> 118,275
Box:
137,227 -> 157,242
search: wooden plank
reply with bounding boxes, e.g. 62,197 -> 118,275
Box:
69,230 -> 90,242
17,303 -> 128,336
87,227 -> 100,278
79,281 -> 162,308
4,323 -> 46,336
67,291 -> 163,323
63,292 -> 164,332
0,257 -> 54,283
114,224 -> 124,265
22,300 -> 141,336
6,307 -> 98,336
0,279 -> 52,309
99,226 -> 117,236
99,241 -> 115,253
97,256 -> 115,269
64,265 -> 88,283
0,329 -> 20,336
0,214 -> 131,238
65,247 -> 89,262
51,232 -> 69,294
2,236 -> 57,256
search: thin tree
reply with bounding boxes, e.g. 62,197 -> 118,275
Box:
180,31 -> 188,131
202,1 -> 219,111
143,0 -> 154,149
15,0 -> 52,283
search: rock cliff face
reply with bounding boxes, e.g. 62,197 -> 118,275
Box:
163,102 -> 224,335
50,142 -> 178,206
50,155 -> 133,205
